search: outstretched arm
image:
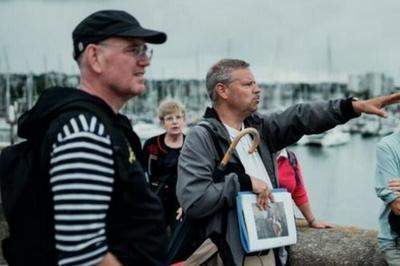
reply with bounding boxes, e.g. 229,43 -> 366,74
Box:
352,92 -> 400,117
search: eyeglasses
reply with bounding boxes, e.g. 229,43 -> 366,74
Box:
98,42 -> 153,60
163,114 -> 184,122
126,45 -> 153,60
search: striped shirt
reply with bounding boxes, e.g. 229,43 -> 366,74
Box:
49,113 -> 114,266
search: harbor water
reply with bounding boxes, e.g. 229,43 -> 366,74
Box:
289,134 -> 381,230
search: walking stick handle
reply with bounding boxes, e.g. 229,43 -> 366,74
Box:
219,127 -> 260,169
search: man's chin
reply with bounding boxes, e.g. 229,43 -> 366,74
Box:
132,85 -> 146,96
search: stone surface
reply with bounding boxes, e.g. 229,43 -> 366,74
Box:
0,215 -> 388,265
289,220 -> 386,265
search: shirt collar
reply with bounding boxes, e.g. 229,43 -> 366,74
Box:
278,148 -> 288,158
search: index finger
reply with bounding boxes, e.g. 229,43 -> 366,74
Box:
388,181 -> 400,187
258,192 -> 269,210
268,191 -> 275,203
256,195 -> 264,210
368,106 -> 387,118
386,92 -> 400,105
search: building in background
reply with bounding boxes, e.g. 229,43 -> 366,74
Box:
348,72 -> 395,98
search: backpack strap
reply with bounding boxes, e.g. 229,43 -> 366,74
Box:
197,121 -> 236,263
198,122 -> 225,161
286,149 -> 302,185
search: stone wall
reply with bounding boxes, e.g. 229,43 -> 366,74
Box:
0,217 -> 387,265
289,220 -> 386,265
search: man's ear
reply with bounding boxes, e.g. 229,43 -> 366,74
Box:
215,83 -> 229,100
84,44 -> 103,73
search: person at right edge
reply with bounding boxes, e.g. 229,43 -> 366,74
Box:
12,10 -> 168,265
177,58 -> 400,266
375,132 -> 400,265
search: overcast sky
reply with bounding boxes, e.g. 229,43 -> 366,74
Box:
1,0 -> 400,84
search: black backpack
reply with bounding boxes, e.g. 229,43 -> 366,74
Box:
0,100 -> 125,266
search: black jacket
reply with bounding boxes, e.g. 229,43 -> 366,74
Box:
18,87 -> 168,265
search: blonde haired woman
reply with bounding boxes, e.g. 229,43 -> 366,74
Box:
143,99 -> 186,236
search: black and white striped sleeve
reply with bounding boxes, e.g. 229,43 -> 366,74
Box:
49,113 -> 114,266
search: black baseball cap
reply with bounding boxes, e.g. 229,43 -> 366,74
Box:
72,10 -> 167,60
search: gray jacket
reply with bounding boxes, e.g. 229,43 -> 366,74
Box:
177,99 -> 358,265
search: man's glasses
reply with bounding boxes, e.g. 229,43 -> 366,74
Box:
127,45 -> 153,60
98,42 -> 153,60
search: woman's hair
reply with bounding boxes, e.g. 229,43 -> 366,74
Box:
158,98 -> 186,121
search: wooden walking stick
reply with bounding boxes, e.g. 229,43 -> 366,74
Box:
218,127 -> 260,170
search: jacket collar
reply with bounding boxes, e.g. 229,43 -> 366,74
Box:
203,106 -> 263,130
201,106 -> 264,162
202,107 -> 229,141
202,107 -> 277,188
203,106 -> 221,120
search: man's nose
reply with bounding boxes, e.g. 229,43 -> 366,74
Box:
138,57 -> 151,67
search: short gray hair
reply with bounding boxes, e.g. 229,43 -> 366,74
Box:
205,59 -> 250,102
158,98 -> 186,120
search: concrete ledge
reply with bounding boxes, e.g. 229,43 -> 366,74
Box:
289,220 -> 386,265
0,217 -> 387,265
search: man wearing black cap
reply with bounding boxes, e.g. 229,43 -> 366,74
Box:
5,10 -> 168,266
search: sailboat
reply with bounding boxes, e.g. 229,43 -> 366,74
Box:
360,116 -> 394,137
297,127 -> 350,147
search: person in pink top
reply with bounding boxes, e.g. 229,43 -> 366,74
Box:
277,148 -> 333,229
